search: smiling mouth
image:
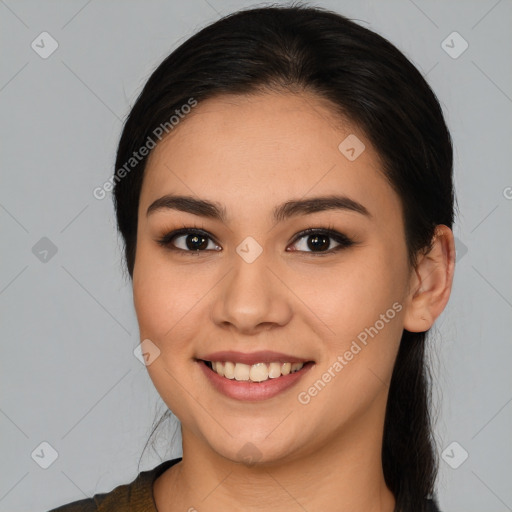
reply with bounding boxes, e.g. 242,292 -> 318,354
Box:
199,359 -> 315,383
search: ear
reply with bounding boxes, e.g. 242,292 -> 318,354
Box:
403,224 -> 456,333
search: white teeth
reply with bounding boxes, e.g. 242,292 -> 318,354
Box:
207,360 -> 305,382
291,362 -> 303,372
234,363 -> 250,381
268,362 -> 282,379
223,361 -> 235,379
250,362 -> 268,382
213,361 -> 224,377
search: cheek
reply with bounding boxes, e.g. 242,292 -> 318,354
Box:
132,244 -> 217,359
132,249 -> 203,421
298,248 -> 407,405
133,241 -> 185,330
300,252 -> 406,337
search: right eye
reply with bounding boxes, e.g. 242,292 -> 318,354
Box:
156,228 -> 222,253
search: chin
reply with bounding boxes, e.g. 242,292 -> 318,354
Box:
205,432 -> 305,468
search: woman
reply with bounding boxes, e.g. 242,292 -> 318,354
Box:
50,4 -> 455,511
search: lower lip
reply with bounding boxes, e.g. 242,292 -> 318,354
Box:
197,360 -> 315,401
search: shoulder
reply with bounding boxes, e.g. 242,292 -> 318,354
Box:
47,497 -> 97,512
46,458 -> 182,512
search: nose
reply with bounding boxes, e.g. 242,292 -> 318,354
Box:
210,246 -> 292,334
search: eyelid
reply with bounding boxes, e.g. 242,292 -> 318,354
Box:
290,227 -> 352,245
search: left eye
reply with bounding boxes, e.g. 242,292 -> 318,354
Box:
288,228 -> 354,254
156,228 -> 354,255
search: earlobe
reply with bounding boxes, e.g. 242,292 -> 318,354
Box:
403,225 -> 456,333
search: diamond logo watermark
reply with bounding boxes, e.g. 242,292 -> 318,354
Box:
237,442 -> 263,466
31,441 -> 59,469
454,236 -> 468,262
441,441 -> 469,469
338,134 -> 366,161
236,236 -> 263,263
32,237 -> 58,263
134,339 -> 161,366
31,32 -> 59,59
441,32 -> 468,59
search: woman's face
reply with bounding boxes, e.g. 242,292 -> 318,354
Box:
133,91 -> 413,465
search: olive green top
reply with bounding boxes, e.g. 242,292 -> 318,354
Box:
47,457 -> 182,512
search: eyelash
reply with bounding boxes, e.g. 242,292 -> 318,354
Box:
156,224 -> 355,256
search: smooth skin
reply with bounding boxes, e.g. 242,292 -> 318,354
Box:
132,91 -> 455,512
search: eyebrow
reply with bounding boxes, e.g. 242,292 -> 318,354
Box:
146,194 -> 371,222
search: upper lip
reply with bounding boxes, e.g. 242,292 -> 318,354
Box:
198,351 -> 313,366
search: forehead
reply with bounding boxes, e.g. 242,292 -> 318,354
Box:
140,92 -> 401,226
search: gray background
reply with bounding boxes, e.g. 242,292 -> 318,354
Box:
1,0 -> 511,511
